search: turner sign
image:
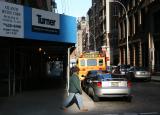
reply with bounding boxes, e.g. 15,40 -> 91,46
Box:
37,14 -> 56,26
32,8 -> 60,34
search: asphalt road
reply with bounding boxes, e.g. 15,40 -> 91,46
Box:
0,80 -> 160,115
87,81 -> 160,115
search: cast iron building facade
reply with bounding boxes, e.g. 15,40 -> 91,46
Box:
117,0 -> 160,72
87,0 -> 160,70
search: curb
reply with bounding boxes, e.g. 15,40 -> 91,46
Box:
151,79 -> 160,82
151,76 -> 160,82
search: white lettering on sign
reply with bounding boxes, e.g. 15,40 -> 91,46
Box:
32,8 -> 59,30
0,1 -> 24,38
37,14 -> 56,26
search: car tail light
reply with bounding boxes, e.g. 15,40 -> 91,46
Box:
97,82 -> 102,88
127,81 -> 132,88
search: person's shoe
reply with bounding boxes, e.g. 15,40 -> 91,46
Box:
80,108 -> 88,112
60,106 -> 67,112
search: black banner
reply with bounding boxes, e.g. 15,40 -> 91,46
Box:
32,25 -> 59,34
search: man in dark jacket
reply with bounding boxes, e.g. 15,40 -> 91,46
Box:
61,66 -> 88,112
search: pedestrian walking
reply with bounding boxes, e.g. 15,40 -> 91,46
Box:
61,66 -> 88,112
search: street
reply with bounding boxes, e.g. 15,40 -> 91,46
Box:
0,80 -> 160,115
88,81 -> 160,115
0,1 -> 160,115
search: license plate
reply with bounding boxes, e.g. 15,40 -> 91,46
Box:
111,82 -> 119,87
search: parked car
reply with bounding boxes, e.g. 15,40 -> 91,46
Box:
126,66 -> 151,81
82,73 -> 132,102
112,65 -> 130,75
120,65 -> 130,75
81,70 -> 106,88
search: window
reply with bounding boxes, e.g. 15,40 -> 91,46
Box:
99,59 -> 103,66
80,59 -> 85,66
87,59 -> 97,66
113,6 -> 118,16
113,20 -> 118,29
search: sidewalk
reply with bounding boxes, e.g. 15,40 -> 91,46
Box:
0,87 -> 95,115
62,90 -> 95,114
151,75 -> 160,82
0,76 -> 160,115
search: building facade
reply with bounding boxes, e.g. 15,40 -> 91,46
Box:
0,0 -> 77,96
87,0 -> 119,65
87,0 -> 160,72
0,0 -> 56,12
117,0 -> 160,72
76,17 -> 89,57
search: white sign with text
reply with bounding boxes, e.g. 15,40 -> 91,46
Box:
32,8 -> 60,34
0,1 -> 24,38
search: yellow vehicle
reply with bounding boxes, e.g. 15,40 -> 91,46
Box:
77,51 -> 107,80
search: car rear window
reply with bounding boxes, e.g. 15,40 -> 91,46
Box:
97,74 -> 111,80
97,74 -> 126,81
112,74 -> 126,78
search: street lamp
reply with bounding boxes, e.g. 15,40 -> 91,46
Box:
109,0 -> 129,65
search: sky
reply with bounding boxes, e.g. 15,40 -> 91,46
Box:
55,0 -> 92,18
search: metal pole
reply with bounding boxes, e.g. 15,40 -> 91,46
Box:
126,14 -> 129,65
13,48 -> 16,96
110,0 -> 129,65
67,47 -> 70,96
8,48 -> 11,96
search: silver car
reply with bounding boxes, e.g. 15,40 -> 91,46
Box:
83,73 -> 132,102
126,66 -> 151,81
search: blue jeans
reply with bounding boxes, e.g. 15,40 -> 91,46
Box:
63,93 -> 83,110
